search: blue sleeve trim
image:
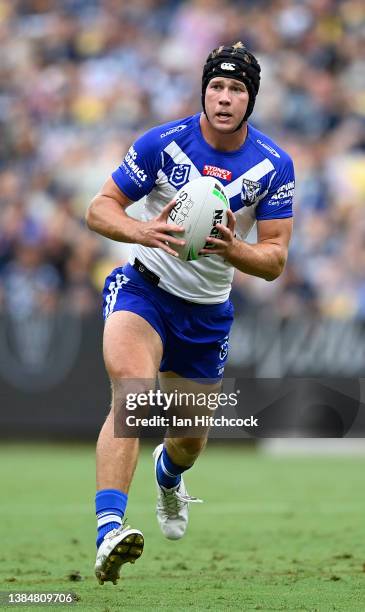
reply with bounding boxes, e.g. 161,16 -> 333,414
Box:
110,127 -> 165,202
111,169 -> 136,201
256,212 -> 293,221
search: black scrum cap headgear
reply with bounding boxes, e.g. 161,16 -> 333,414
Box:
202,42 -> 261,129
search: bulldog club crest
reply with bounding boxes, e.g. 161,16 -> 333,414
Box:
241,178 -> 261,206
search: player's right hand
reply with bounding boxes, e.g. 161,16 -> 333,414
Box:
133,199 -> 185,257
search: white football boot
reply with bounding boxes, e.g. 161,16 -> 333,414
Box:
95,523 -> 144,585
153,443 -> 203,540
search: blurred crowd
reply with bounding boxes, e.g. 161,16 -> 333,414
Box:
0,0 -> 364,320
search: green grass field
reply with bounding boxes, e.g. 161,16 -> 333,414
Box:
1,443 -> 365,611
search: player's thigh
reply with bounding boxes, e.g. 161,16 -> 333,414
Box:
104,310 -> 163,379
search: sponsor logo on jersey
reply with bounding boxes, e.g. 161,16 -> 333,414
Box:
203,165 -> 232,181
241,178 -> 261,206
256,139 -> 280,158
124,145 -> 148,182
220,62 -> 236,71
160,125 -> 187,138
168,164 -> 190,188
268,180 -> 295,204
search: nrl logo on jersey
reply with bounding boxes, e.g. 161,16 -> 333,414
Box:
241,178 -> 261,206
168,164 -> 190,188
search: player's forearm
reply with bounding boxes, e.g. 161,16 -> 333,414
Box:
86,196 -> 140,243
226,238 -> 287,281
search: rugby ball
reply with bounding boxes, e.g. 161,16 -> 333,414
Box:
168,176 -> 229,261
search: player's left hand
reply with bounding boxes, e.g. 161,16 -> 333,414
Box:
199,209 -> 237,257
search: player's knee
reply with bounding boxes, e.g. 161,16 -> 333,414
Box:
107,362 -> 145,380
110,378 -> 152,416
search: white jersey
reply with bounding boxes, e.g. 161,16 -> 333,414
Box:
112,114 -> 294,303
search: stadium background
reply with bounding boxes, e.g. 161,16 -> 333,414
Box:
0,0 -> 364,437
1,2 -> 365,610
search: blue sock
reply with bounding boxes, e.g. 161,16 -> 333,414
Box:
95,489 -> 128,548
156,446 -> 190,489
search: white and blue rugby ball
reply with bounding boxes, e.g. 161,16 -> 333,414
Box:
168,176 -> 230,261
